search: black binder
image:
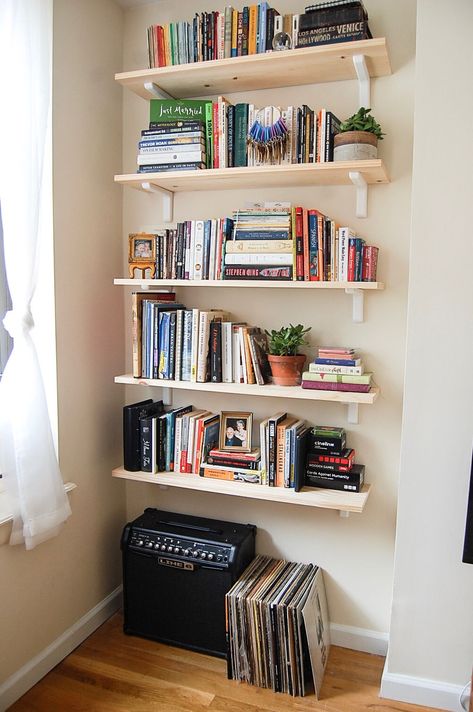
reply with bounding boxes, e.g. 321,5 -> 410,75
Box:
123,399 -> 163,471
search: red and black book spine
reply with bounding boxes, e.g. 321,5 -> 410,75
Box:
362,245 -> 379,281
206,456 -> 260,470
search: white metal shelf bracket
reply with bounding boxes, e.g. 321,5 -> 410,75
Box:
140,182 -> 174,223
349,171 -> 368,218
339,510 -> 350,518
144,81 -> 175,100
347,402 -> 359,425
345,287 -> 364,323
161,388 -> 172,407
352,54 -> 370,108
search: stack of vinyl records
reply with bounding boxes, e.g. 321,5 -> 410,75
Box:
226,555 -> 330,697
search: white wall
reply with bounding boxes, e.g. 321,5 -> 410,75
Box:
0,0 -> 126,699
382,0 -> 473,707
121,0 -> 416,641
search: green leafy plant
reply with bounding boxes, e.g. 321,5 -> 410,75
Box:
265,324 -> 311,356
338,107 -> 385,139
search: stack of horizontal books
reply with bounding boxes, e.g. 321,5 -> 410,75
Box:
201,447 -> 262,483
302,347 -> 373,392
304,425 -> 365,491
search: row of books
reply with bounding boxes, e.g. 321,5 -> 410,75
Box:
226,555 -> 330,697
130,202 -> 379,283
125,398 -> 366,493
133,293 -> 272,385
147,4 -> 288,68
302,347 -> 374,394
146,1 -> 371,69
137,99 -> 342,172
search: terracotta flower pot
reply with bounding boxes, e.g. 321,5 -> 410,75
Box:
333,130 -> 378,161
267,354 -> 306,386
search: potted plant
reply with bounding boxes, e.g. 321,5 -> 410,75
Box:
334,107 -> 385,161
265,324 -> 311,386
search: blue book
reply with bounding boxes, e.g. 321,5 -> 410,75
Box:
202,220 -> 212,279
355,238 -> 365,281
233,230 -> 290,240
181,310 -> 193,381
165,405 -> 193,471
314,357 -> 361,366
158,312 -> 170,379
258,2 -> 268,54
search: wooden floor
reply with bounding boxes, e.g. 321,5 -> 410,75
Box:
9,613 -> 440,712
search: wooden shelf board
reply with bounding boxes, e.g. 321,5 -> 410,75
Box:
114,278 -> 384,290
115,38 -> 391,99
115,160 -> 389,193
115,374 -> 379,404
112,467 -> 371,513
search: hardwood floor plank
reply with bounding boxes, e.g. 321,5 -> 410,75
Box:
8,613 -> 442,712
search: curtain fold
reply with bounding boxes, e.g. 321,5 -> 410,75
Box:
0,0 -> 71,548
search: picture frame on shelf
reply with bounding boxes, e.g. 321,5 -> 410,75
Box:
219,411 -> 253,453
128,232 -> 157,279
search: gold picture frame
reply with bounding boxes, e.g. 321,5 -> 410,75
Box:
128,233 -> 156,278
219,411 -> 253,453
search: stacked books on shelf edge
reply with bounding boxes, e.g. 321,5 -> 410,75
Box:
297,0 -> 371,48
304,425 -> 365,491
302,347 -> 374,393
129,202 -> 379,283
226,554 -> 330,697
137,99 -> 343,171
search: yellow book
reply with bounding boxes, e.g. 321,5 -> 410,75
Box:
231,9 -> 238,57
249,6 -> 258,55
164,24 -> 171,66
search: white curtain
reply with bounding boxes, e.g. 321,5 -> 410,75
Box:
0,0 -> 71,548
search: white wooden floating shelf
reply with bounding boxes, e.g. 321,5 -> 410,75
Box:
112,467 -> 371,515
115,161 -> 388,192
115,38 -> 391,100
115,374 -> 378,423
114,279 -> 384,290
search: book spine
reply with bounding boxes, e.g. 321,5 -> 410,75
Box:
236,11 -> 243,56
138,162 -> 205,173
190,308 -> 200,382
302,380 -> 370,392
224,253 -> 293,265
223,266 -> 293,280
140,416 -> 153,472
174,415 -> 183,472
242,6 -> 250,55
206,456 -> 260,470
233,230 -> 290,240
314,357 -> 360,366
234,103 -> 248,168
167,311 -> 177,379
347,237 -> 356,281
268,418 -> 277,486
295,206 -> 304,281
276,423 -> 287,487
193,220 -> 205,279
227,104 -> 235,168
231,9 -> 238,56
308,210 -> 319,280
222,322 -> 233,383
197,311 -> 210,382
210,320 -> 222,383
309,362 -> 364,375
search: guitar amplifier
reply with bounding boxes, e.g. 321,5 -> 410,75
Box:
121,508 -> 256,658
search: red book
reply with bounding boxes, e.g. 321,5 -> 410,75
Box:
362,245 -> 379,281
295,207 -> 304,281
302,208 -> 310,281
301,380 -> 371,393
157,26 -> 165,67
347,238 -> 357,281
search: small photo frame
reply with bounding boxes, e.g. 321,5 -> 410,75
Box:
128,233 -> 156,262
219,411 -> 253,453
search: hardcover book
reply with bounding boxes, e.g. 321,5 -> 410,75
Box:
149,99 -> 211,124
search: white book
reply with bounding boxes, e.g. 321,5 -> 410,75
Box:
308,362 -> 364,375
174,414 -> 184,473
149,414 -> 160,474
259,418 -> 269,486
140,130 -> 204,142
193,220 -> 205,280
218,96 -> 228,168
217,12 -> 225,59
274,13 -> 283,35
292,14 -> 300,49
137,150 -> 205,165
190,308 -> 200,382
224,253 -> 294,265
186,410 -> 209,473
139,142 -> 205,154
232,324 -> 244,383
281,106 -> 294,165
208,219 -> 218,280
338,227 -> 355,282
197,310 -> 227,382
239,326 -> 248,384
222,322 -> 233,383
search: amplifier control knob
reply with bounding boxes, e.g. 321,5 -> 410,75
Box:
167,546 -> 173,553
207,553 -> 214,561
154,544 -> 160,549
160,544 -> 167,551
137,540 -> 144,547
183,549 -> 191,556
174,547 -> 180,554
200,552 -> 207,560
193,550 -> 200,557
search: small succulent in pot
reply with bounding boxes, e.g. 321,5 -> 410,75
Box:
265,324 -> 311,386
334,107 -> 385,161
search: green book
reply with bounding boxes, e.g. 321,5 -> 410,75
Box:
234,103 -> 249,167
302,371 -> 373,385
149,99 -> 211,124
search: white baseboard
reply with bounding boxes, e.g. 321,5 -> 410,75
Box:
329,622 -> 389,656
381,664 -> 467,712
0,585 -> 122,712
